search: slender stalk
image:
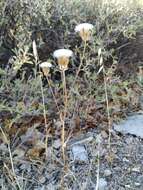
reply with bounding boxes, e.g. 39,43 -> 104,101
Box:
46,76 -> 60,114
61,70 -> 68,163
0,127 -> 21,190
95,140 -> 100,190
70,40 -> 87,92
62,70 -> 68,114
32,40 -> 39,78
46,75 -> 67,162
59,41 -> 87,161
40,75 -> 48,158
103,67 -> 111,150
98,50 -> 112,151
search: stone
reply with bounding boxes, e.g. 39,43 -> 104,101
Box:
134,182 -> 141,187
104,169 -> 112,177
114,114 -> 143,138
39,176 -> 46,184
101,131 -> 108,139
98,178 -> 108,190
53,139 -> 61,149
125,137 -> 133,144
137,175 -> 143,183
125,185 -> 131,188
71,145 -> 88,162
132,166 -> 140,172
123,158 -> 130,162
68,133 -> 93,146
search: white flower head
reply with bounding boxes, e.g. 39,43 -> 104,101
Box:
40,62 -> 52,76
53,49 -> 73,59
53,49 -> 73,71
75,23 -> 94,42
75,23 -> 94,32
40,62 -> 52,68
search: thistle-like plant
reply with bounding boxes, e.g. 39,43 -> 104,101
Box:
39,62 -> 53,157
53,48 -> 73,163
75,23 -> 94,42
98,48 -> 112,151
72,23 -> 94,87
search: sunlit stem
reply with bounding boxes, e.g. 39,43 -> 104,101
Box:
32,40 -> 39,79
40,74 -> 48,158
46,76 -> 60,114
0,127 -> 22,190
98,50 -> 112,151
95,139 -> 100,190
61,69 -> 67,163
103,67 -> 111,150
69,40 -> 87,96
74,40 -> 87,84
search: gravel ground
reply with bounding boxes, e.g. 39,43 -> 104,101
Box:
0,126 -> 143,190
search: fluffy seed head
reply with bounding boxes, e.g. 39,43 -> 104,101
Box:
75,23 -> 94,41
53,49 -> 73,58
40,62 -> 52,76
40,62 -> 52,68
53,49 -> 73,71
75,23 -> 94,32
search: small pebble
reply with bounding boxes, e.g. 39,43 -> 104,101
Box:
137,175 -> 143,183
125,137 -> 133,144
71,145 -> 88,162
125,184 -> 131,188
53,139 -> 61,149
134,182 -> 140,187
123,157 -> 130,162
104,169 -> 112,177
98,178 -> 108,190
132,166 -> 140,172
101,131 -> 108,138
39,176 -> 46,184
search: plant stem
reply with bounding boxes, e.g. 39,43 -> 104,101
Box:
62,70 -> 68,113
103,67 -> 111,150
95,140 -> 100,190
40,75 -> 48,158
70,40 -> 87,92
61,70 -> 67,163
46,76 -> 60,114
0,127 -> 22,190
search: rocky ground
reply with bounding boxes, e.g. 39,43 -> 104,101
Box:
0,113 -> 143,190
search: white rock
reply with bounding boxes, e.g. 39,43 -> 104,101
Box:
39,176 -> 46,184
71,145 -> 88,162
104,169 -> 112,177
53,139 -> 61,149
134,182 -> 141,187
98,178 -> 108,190
69,136 -> 93,146
114,114 -> 143,138
132,166 -> 140,172
123,157 -> 130,162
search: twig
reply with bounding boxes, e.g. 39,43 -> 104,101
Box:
40,75 -> 48,158
0,126 -> 22,189
61,70 -> 68,163
69,40 -> 87,96
46,76 -> 60,113
103,68 -> 112,150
